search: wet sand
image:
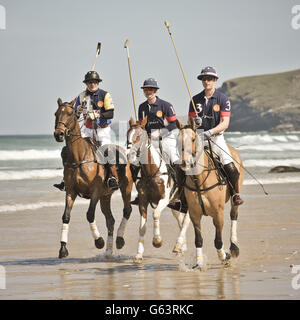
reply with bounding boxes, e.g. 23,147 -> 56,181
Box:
0,183 -> 300,300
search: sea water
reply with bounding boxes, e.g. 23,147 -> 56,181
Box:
0,132 -> 300,213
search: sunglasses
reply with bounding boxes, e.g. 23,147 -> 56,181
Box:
202,76 -> 216,81
87,80 -> 99,84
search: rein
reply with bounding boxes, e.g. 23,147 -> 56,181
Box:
56,106 -> 100,168
179,127 -> 226,216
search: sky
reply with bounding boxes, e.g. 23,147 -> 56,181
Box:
0,0 -> 299,134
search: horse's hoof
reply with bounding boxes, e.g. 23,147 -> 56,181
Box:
104,250 -> 113,258
230,242 -> 240,258
192,264 -> 205,271
222,253 -> 231,266
172,243 -> 183,254
133,255 -> 143,263
116,236 -> 125,250
95,237 -> 105,249
152,236 -> 162,248
58,246 -> 69,259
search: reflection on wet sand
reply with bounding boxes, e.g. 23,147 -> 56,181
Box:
56,255 -> 241,300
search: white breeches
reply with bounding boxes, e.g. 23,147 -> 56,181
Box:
204,133 -> 232,165
150,129 -> 180,164
81,126 -> 112,146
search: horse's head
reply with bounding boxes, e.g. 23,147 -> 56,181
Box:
176,117 -> 203,173
127,116 -> 148,165
54,98 -> 77,142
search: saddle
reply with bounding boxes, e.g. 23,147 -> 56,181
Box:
203,145 -> 233,195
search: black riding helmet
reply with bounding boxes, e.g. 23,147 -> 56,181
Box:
83,71 -> 102,83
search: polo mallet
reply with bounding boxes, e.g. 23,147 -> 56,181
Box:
91,42 -> 101,71
164,21 -> 199,117
124,39 -> 138,121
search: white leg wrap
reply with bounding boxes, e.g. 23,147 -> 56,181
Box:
177,236 -> 184,245
106,235 -> 113,253
137,237 -> 144,255
153,219 -> 160,237
196,248 -> 204,266
217,247 -> 226,261
117,218 -> 128,238
89,221 -> 100,240
61,223 -> 69,243
231,220 -> 238,244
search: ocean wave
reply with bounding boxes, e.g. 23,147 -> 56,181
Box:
0,149 -> 61,160
243,176 -> 300,185
0,169 -> 63,181
0,199 -> 89,213
236,142 -> 300,151
0,191 -> 132,213
243,158 -> 300,167
227,134 -> 300,145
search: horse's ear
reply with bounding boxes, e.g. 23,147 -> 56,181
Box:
188,117 -> 196,131
176,119 -> 183,130
129,117 -> 135,128
140,116 -> 147,128
57,98 -> 63,106
70,98 -> 77,107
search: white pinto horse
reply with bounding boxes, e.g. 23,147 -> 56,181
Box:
127,117 -> 191,262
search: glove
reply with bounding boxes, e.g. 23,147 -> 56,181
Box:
87,111 -> 100,120
195,116 -> 202,127
203,130 -> 213,140
76,105 -> 84,116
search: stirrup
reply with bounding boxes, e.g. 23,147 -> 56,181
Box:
232,194 -> 244,206
130,196 -> 139,205
53,181 -> 65,191
107,177 -> 119,190
167,201 -> 188,214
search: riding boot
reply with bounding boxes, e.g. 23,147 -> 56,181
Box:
53,180 -> 65,191
107,164 -> 119,190
224,162 -> 244,206
130,165 -> 140,205
54,146 -> 68,191
167,164 -> 188,213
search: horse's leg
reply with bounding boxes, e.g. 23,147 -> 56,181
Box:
172,210 -> 191,254
86,195 -> 105,250
229,202 -> 240,258
99,194 -> 115,256
116,166 -> 133,249
213,212 -> 231,265
189,212 -> 205,270
134,204 -> 148,263
59,192 -> 77,259
152,195 -> 170,248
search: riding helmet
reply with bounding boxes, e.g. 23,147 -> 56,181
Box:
140,78 -> 159,89
197,66 -> 218,80
83,71 -> 102,83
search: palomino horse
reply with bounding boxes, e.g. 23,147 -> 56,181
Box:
127,117 -> 191,262
176,118 -> 244,269
54,98 -> 133,258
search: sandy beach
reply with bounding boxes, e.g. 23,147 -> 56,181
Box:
0,182 -> 300,300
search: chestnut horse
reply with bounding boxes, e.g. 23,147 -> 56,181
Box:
176,118 -> 244,269
127,117 -> 191,262
54,98 -> 133,258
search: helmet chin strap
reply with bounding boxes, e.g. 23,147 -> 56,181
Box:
144,92 -> 156,101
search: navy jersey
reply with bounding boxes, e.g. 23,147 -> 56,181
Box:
188,89 -> 231,131
74,88 -> 114,128
138,96 -> 177,133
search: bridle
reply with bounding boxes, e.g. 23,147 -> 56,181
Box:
178,126 -> 204,170
55,106 -> 80,137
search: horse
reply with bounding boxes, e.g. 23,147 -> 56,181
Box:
127,117 -> 191,262
176,117 -> 244,269
54,98 -> 133,259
